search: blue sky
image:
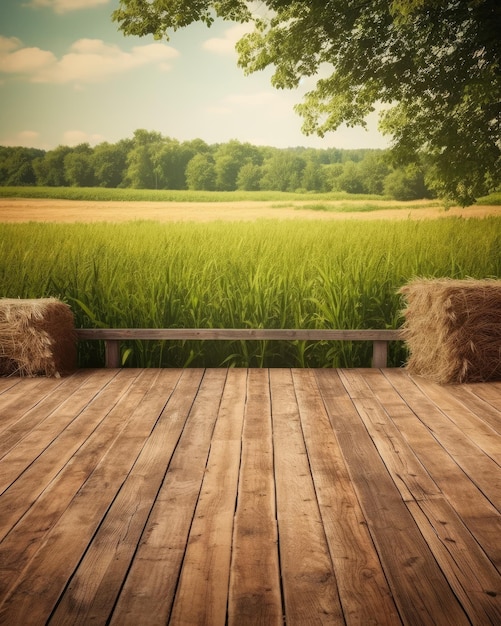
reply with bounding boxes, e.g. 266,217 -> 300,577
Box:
0,0 -> 390,151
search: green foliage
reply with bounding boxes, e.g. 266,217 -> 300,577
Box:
0,133 -> 437,200
301,160 -> 326,192
33,145 -> 72,187
92,140 -> 130,188
185,153 -> 216,190
476,192 -> 501,206
0,186 -> 385,202
112,0 -> 252,37
1,217 -> 498,368
237,162 -> 262,191
113,0 -> 500,205
214,140 -> 263,191
0,146 -> 42,186
384,164 -> 431,201
336,161 -> 365,194
260,151 -> 306,191
358,153 -> 391,195
64,144 -> 96,187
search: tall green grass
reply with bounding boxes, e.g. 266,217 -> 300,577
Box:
0,186 -> 385,203
476,192 -> 501,205
1,186 -> 499,205
0,217 -> 499,367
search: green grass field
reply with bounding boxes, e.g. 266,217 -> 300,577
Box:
0,186 -> 385,203
1,186 -> 499,205
1,216 -> 499,368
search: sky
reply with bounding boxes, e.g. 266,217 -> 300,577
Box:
0,0 -> 390,152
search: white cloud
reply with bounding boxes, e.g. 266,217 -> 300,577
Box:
0,41 -> 57,75
27,0 -> 110,14
62,130 -> 106,146
0,37 -> 180,84
0,129 -> 108,149
0,37 -> 23,54
203,24 -> 253,56
0,130 -> 42,147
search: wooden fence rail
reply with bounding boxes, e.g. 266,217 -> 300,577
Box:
76,328 -> 403,368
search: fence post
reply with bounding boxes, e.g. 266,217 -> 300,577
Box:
372,340 -> 388,368
105,340 -> 120,368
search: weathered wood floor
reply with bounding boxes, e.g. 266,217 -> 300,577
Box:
0,368 -> 500,625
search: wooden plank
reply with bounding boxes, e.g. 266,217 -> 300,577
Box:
464,381 -> 501,413
0,368 -> 499,624
339,369 -> 442,502
76,328 -> 402,342
0,370 -> 97,459
315,368 -> 470,625
344,370 -> 501,622
448,384 -> 501,435
0,369 -> 162,621
109,368 -> 226,625
269,369 -> 344,624
411,375 -> 501,464
49,368 -> 187,625
0,368 -> 120,496
228,368 -> 282,625
0,377 -> 23,394
291,369 -> 400,624
385,372 -> 501,509
407,498 -> 501,624
0,375 -> 69,435
168,368 -> 247,625
381,369 -> 501,572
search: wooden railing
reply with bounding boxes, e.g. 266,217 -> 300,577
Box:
76,328 -> 403,368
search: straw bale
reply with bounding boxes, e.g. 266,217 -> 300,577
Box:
399,278 -> 501,383
0,298 -> 77,377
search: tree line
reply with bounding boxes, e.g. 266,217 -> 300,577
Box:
0,129 -> 434,200
113,0 -> 500,207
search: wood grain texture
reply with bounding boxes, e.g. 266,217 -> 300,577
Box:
228,368 -> 283,625
76,327 -> 402,368
0,368 -> 499,625
270,368 -> 344,624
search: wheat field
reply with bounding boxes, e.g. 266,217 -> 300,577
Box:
1,213 -> 499,367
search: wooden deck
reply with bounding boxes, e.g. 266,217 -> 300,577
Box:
0,368 -> 500,625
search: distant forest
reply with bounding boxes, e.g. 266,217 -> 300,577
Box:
0,129 -> 434,200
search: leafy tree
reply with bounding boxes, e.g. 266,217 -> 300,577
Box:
64,144 -> 96,187
185,153 -> 216,190
182,138 -> 212,154
301,159 -> 326,192
113,0 -> 500,205
0,147 -> 43,186
260,151 -> 305,192
383,164 -> 431,200
336,161 -> 366,195
124,131 -> 199,189
213,140 -> 263,191
323,163 -> 344,191
237,162 -> 262,190
213,154 -> 238,191
33,145 -> 72,186
126,144 -> 156,188
92,140 -> 131,187
155,139 -> 196,189
125,130 -> 164,188
358,152 -> 391,195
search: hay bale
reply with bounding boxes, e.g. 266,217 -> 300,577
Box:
399,278 -> 501,383
0,298 -> 77,377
